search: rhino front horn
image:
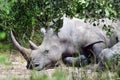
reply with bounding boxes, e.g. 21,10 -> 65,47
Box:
10,31 -> 31,61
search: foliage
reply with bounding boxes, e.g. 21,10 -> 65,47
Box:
0,0 -> 120,50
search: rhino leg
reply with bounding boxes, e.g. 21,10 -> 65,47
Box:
92,42 -> 120,70
92,42 -> 106,62
63,55 -> 88,67
98,45 -> 120,70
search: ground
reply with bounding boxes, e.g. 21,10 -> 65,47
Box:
0,51 -> 30,79
0,51 -> 119,80
0,51 -> 67,79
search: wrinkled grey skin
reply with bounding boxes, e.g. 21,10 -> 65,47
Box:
100,42 -> 120,60
63,18 -> 120,68
11,16 -> 120,71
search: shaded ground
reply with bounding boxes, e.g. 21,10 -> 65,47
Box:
0,51 -> 118,80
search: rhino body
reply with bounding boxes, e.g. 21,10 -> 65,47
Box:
57,17 -> 120,66
11,16 -> 120,70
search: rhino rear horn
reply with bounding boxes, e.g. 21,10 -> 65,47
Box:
10,31 -> 31,61
29,40 -> 39,50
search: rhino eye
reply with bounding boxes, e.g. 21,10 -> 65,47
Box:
44,50 -> 49,53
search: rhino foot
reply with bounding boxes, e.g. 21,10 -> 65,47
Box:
98,54 -> 120,71
63,55 -> 88,67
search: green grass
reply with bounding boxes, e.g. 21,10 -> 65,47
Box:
30,72 -> 49,80
52,70 -> 67,80
0,54 -> 11,65
1,66 -> 120,80
29,69 -> 67,80
28,66 -> 120,80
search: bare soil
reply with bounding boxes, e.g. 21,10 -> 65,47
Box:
0,51 -> 30,79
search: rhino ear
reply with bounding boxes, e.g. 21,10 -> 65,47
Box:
40,28 -> 46,35
61,14 -> 66,19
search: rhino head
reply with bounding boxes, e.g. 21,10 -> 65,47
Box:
11,28 -> 62,71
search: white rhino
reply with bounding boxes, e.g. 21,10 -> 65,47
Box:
11,16 -> 120,70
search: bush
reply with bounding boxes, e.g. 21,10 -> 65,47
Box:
0,0 -> 120,51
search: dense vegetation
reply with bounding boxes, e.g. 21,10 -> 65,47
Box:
0,0 -> 120,51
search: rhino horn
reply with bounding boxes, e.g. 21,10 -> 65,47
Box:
10,31 -> 31,61
29,40 -> 39,50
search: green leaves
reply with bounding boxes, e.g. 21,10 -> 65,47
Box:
105,8 -> 110,17
0,31 -> 10,52
0,31 -> 6,40
0,0 -> 120,51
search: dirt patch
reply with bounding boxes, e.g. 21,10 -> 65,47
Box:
0,51 -> 30,79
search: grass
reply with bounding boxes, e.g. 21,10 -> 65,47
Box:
27,57 -> 120,80
0,64 -> 120,80
52,70 -> 67,80
0,54 -> 11,65
0,52 -> 120,80
28,65 -> 120,80
30,71 -> 49,80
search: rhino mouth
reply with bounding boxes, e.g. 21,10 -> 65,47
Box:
27,61 -> 59,71
26,62 -> 42,70
27,64 -> 54,71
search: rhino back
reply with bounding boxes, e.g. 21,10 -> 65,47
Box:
58,17 -> 108,48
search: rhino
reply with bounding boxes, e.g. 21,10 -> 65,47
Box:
11,16 -> 120,71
